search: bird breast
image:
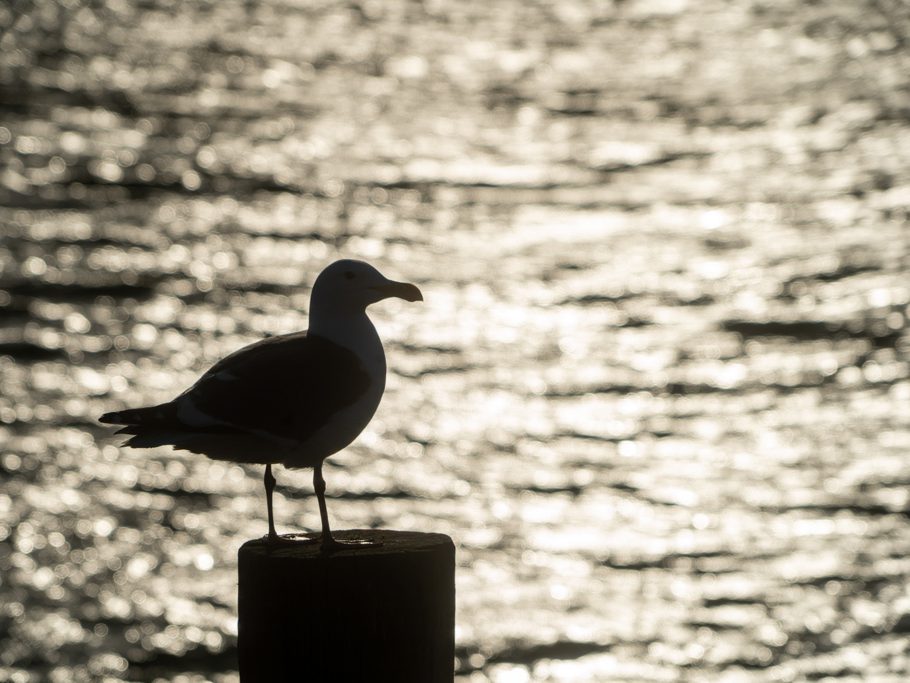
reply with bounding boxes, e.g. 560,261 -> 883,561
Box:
283,314 -> 387,468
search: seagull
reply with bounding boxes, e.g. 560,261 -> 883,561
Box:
99,259 -> 423,551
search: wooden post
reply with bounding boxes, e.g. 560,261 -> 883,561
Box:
238,529 -> 455,682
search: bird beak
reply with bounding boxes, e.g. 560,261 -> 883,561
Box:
372,280 -> 423,302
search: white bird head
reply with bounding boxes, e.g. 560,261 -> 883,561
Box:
310,259 -> 423,315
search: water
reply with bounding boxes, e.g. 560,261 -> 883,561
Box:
1,0 -> 909,681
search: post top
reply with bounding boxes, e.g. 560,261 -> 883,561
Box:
239,529 -> 454,561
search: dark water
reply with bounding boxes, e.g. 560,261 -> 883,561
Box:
2,0 -> 910,681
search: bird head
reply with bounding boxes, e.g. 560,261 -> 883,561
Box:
311,259 -> 423,314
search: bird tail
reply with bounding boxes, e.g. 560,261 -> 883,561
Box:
98,403 -> 167,425
101,405 -> 284,461
99,403 -> 176,430
100,402 -> 193,449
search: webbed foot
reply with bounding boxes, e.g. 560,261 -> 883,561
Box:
264,532 -> 320,547
319,536 -> 383,553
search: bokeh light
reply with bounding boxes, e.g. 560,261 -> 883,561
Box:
1,0 -> 909,681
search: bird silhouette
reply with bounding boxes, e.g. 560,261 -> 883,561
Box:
100,259 -> 423,551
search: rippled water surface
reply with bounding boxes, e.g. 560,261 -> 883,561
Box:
2,0 -> 910,681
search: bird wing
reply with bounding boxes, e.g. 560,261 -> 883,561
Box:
173,330 -> 373,443
102,331 -> 374,458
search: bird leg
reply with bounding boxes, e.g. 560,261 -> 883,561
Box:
263,464 -> 316,546
314,462 -> 381,552
264,463 -> 280,542
313,463 -> 338,550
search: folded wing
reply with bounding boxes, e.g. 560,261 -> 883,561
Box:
99,332 -> 372,462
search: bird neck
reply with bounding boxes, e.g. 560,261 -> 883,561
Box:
309,309 -> 384,365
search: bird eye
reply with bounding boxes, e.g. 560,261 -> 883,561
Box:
344,271 -> 356,280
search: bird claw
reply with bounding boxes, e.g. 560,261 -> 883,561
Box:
264,532 -> 319,547
320,537 -> 383,553
260,533 -> 382,552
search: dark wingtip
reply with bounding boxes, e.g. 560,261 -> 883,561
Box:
99,411 -> 120,424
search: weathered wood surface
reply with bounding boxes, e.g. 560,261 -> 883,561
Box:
238,529 -> 455,682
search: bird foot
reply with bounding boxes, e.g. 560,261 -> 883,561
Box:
320,536 -> 384,554
263,532 -> 320,547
